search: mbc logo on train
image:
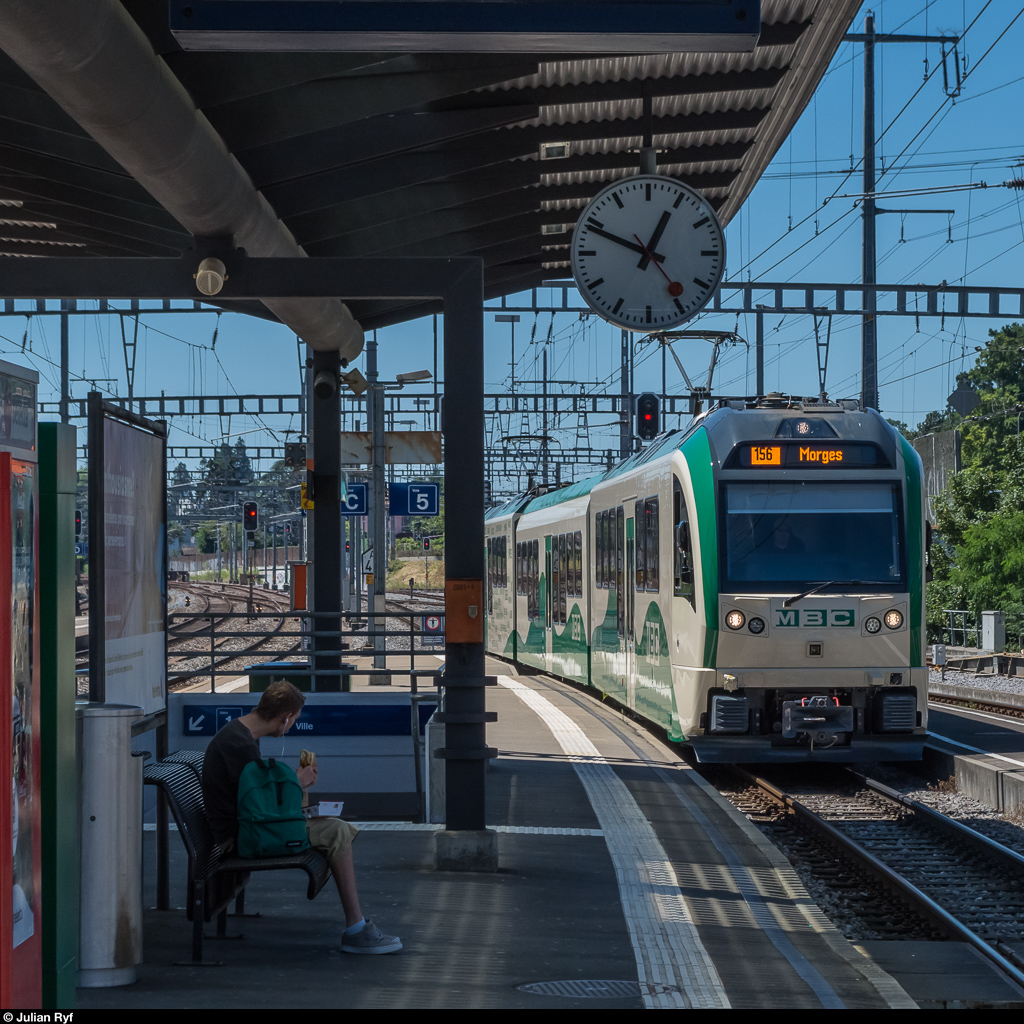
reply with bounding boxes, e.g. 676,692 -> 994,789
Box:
774,609 -> 855,628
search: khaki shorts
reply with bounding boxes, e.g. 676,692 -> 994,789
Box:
218,819 -> 359,860
305,816 -> 359,860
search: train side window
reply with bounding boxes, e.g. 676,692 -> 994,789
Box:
616,507 -> 624,637
527,540 -> 534,617
550,535 -> 559,625
574,530 -> 582,597
595,512 -> 603,589
603,509 -> 611,588
616,507 -> 623,593
566,531 -> 574,601
561,536 -> 569,622
536,540 -> 544,618
604,509 -> 612,589
674,479 -> 695,608
501,536 -> 507,588
634,500 -> 646,590
646,497 -> 659,592
486,537 -> 493,613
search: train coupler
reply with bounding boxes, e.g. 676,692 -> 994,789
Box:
781,695 -> 853,745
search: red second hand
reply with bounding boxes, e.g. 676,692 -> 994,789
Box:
634,234 -> 683,297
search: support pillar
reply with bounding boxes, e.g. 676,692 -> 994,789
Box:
756,308 -> 764,397
861,11 -> 878,411
435,259 -> 496,871
310,348 -> 342,691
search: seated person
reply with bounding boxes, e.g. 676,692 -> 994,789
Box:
202,679 -> 401,955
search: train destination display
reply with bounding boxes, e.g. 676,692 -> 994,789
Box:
729,442 -> 886,469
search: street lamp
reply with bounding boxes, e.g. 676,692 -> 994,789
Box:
495,314 -> 520,394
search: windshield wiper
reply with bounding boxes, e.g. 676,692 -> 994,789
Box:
782,581 -> 869,608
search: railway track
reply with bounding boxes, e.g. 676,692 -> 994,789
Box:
723,765 -> 1024,990
928,690 -> 1024,721
166,582 -> 299,687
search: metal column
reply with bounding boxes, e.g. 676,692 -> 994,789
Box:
311,348 -> 342,690
861,11 -> 878,411
367,332 -> 387,675
438,259 -> 495,867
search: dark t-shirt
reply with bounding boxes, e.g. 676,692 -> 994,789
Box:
202,717 -> 261,844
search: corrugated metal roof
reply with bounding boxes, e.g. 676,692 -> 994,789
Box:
0,0 -> 861,332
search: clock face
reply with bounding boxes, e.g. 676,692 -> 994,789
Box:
570,175 -> 726,331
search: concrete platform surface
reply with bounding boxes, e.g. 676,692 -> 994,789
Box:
79,661 -> 916,1009
856,942 -> 1024,1008
927,702 -> 1024,814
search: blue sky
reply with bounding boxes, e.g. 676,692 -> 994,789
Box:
3,0 -> 1023,484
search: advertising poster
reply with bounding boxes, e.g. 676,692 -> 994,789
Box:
103,416 -> 166,716
0,366 -> 36,454
11,459 -> 36,951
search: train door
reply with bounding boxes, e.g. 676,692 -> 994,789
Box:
616,507 -> 624,647
486,537 -> 493,616
673,477 -> 701,666
544,535 -> 553,671
625,514 -> 636,704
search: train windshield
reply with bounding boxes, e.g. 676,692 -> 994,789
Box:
722,481 -> 904,591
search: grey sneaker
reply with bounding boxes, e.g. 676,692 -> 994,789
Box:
341,920 -> 402,955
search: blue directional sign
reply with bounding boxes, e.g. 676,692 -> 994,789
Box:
390,482 -> 439,517
182,703 -> 437,737
75,542 -> 88,557
183,705 -> 245,735
340,482 -> 367,515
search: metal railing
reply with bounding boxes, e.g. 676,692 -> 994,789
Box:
943,610 -> 979,648
165,606 -> 446,691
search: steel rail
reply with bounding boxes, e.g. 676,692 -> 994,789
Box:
745,770 -> 1024,994
168,611 -> 299,688
928,692 -> 1024,721
852,771 -> 1024,874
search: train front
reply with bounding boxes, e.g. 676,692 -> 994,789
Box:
689,401 -> 927,762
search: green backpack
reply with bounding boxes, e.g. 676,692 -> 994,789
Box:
236,758 -> 310,858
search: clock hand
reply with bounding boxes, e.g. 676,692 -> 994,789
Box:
637,210 -> 671,270
633,234 -> 683,297
587,224 -> 665,261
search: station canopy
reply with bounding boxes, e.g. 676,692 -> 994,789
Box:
0,0 -> 860,335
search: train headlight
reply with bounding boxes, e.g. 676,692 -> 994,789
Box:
884,609 -> 904,630
748,617 -> 765,635
726,610 -> 745,630
865,617 -> 882,634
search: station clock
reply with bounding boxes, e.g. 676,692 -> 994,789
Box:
571,175 -> 726,332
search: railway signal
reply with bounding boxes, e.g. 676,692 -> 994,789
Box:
637,393 -> 660,440
284,442 -> 306,468
423,537 -> 431,551
75,509 -> 82,537
243,501 -> 258,532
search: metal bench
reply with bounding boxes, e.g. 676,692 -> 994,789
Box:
143,759 -> 331,964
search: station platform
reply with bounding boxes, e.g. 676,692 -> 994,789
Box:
79,659 -> 916,1009
927,685 -> 1024,816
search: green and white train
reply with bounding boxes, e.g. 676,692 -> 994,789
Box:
484,397 -> 928,762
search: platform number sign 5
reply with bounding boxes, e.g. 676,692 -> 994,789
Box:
390,482 -> 439,516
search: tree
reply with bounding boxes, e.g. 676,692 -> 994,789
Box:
926,343 -> 1024,646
